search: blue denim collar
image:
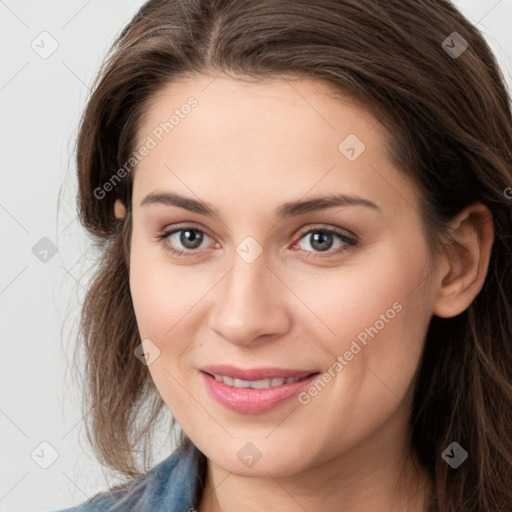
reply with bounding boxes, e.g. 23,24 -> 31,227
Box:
55,441 -> 206,512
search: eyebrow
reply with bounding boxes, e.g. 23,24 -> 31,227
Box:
140,191 -> 382,218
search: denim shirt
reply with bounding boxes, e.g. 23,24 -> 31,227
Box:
52,441 -> 206,512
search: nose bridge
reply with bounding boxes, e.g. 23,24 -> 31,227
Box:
225,232 -> 271,304
223,248 -> 272,320
209,243 -> 289,343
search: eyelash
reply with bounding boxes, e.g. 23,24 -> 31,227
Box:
155,224 -> 358,259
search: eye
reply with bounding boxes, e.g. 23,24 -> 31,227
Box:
291,225 -> 358,258
156,225 -> 216,256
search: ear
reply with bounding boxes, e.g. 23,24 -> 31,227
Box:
114,199 -> 127,220
432,203 -> 494,318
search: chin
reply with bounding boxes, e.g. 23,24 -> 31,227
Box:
201,438 -> 313,478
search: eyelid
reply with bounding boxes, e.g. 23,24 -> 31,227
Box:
293,223 -> 358,243
156,222 -> 216,239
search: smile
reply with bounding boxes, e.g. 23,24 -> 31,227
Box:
199,369 -> 321,414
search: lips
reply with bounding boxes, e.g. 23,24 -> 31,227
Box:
200,370 -> 321,414
200,364 -> 318,381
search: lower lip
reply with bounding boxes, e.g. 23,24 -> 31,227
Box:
200,371 -> 320,414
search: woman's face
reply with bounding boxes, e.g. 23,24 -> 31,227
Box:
123,74 -> 440,478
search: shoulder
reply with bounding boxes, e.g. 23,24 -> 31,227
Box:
51,441 -> 205,512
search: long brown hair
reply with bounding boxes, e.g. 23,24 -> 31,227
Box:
69,1 -> 512,510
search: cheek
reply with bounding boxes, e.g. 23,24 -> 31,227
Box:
128,230 -> 204,337
295,266 -> 408,334
128,241 -> 202,413
293,243 -> 430,383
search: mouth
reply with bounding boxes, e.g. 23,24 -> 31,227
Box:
199,365 -> 321,414
199,364 -> 320,388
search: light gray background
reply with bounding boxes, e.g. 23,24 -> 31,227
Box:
1,1 -> 511,511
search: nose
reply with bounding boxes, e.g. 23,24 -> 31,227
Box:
208,251 -> 291,346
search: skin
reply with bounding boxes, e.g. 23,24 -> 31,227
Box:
114,73 -> 493,512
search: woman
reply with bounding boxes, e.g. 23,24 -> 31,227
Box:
55,0 -> 512,510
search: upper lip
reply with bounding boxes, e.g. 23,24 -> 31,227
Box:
200,364 -> 319,381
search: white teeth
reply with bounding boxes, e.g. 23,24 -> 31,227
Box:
233,378 -> 251,388
211,374 -> 303,389
222,375 -> 234,386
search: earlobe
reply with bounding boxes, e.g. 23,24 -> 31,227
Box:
432,203 -> 494,319
114,199 -> 127,220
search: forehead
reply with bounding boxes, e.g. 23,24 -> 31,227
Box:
137,73 -> 382,151
131,73 -> 418,219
